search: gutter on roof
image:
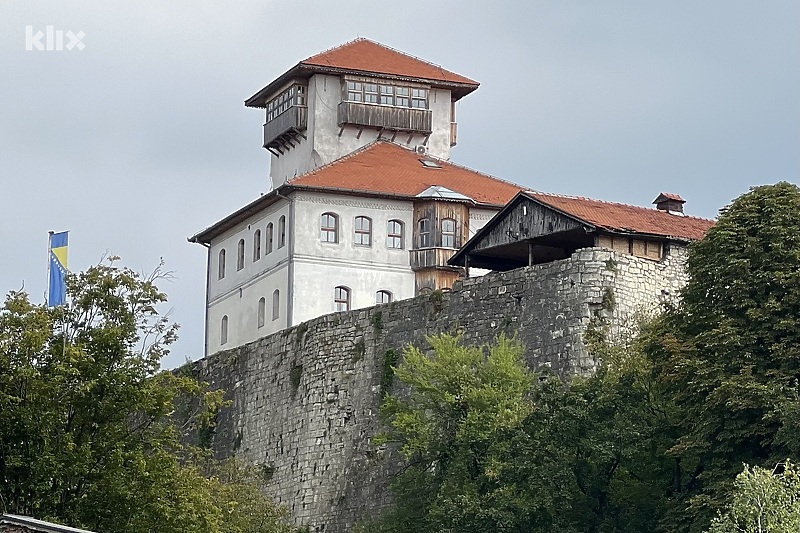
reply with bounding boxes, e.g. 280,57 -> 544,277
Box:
188,187 -> 286,245
289,184 -> 499,208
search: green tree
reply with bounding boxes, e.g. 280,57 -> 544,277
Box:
0,260 -> 296,533
370,333 -> 675,533
373,334 -> 534,533
708,461 -> 800,533
646,182 -> 800,532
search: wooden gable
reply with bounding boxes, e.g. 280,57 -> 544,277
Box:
471,195 -> 587,253
450,194 -> 596,271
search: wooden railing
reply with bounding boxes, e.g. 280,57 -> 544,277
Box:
263,106 -> 307,149
410,247 -> 460,270
338,102 -> 432,133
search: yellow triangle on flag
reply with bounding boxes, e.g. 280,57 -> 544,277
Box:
52,247 -> 68,268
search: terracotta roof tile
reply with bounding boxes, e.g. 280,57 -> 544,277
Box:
655,192 -> 685,202
301,38 -> 479,87
289,142 -> 522,206
527,192 -> 714,241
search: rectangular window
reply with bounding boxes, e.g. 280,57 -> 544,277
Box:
334,286 -> 350,312
365,83 -> 378,104
441,219 -> 456,248
395,86 -> 410,107
321,213 -> 339,243
347,81 -> 363,102
376,290 -> 392,304
418,218 -> 431,248
266,84 -> 307,122
345,80 -> 429,109
387,220 -> 404,249
412,88 -> 428,109
379,84 -> 394,106
272,290 -> 280,320
354,216 -> 372,246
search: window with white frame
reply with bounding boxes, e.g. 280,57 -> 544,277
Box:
441,218 -> 456,248
221,315 -> 229,345
266,84 -> 307,122
266,223 -> 274,254
418,218 -> 431,248
278,216 -> 286,249
218,249 -> 226,279
387,220 -> 404,249
345,80 -> 428,109
379,84 -> 394,105
412,88 -> 427,109
376,290 -> 392,304
321,213 -> 339,243
334,286 -> 350,312
253,230 -> 262,261
354,216 -> 372,246
237,239 -> 245,271
257,297 -> 265,328
272,289 -> 280,320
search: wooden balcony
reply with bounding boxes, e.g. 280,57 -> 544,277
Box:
338,102 -> 432,134
410,247 -> 461,271
263,105 -> 307,152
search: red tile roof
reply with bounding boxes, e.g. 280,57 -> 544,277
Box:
246,38 -> 478,108
527,192 -> 714,241
655,192 -> 685,202
302,38 -> 479,87
289,142 -> 522,207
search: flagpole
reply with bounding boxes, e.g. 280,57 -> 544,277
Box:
46,231 -> 53,305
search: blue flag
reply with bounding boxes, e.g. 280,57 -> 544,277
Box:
48,231 -> 68,307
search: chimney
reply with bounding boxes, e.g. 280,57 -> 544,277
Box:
653,192 -> 686,215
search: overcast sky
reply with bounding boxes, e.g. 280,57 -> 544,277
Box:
1,1 -> 798,369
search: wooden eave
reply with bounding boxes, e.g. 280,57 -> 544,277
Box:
449,191 -> 699,267
245,63 -> 479,109
288,184 -> 489,207
448,192 -> 596,267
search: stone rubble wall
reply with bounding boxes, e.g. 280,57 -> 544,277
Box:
187,247 -> 688,533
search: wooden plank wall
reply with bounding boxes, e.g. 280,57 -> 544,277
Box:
415,269 -> 462,295
472,198 -> 584,253
337,102 -> 432,133
412,201 -> 469,251
596,235 -> 662,260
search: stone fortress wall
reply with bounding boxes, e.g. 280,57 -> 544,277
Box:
187,246 -> 688,533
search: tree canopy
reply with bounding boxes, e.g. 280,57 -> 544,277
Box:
369,182 -> 800,533
0,260 -> 298,533
708,461 -> 800,533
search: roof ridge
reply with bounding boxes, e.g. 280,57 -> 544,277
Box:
527,190 -> 715,222
305,37 -> 439,66
300,37 -> 365,63
301,37 -> 476,84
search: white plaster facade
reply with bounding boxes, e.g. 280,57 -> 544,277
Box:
192,39 -> 511,355
200,189 -> 501,355
269,73 -> 455,187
